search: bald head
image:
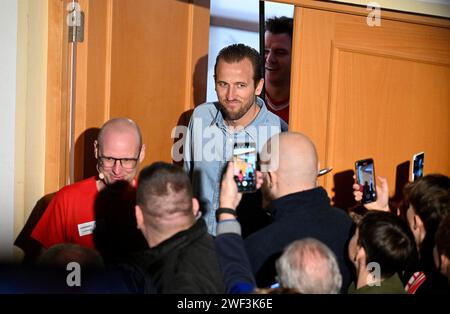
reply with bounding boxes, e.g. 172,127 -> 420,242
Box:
262,132 -> 318,191
98,117 -> 142,149
95,118 -> 145,186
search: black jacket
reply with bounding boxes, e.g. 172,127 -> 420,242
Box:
117,219 -> 225,294
215,233 -> 256,293
244,187 -> 354,292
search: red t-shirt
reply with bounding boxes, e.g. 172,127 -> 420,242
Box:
31,177 -> 99,249
265,93 -> 290,124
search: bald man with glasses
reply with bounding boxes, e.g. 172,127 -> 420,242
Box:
31,118 -> 146,251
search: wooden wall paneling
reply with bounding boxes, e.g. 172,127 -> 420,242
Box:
272,0 -> 450,28
72,0 -> 111,182
290,6 -> 336,188
45,0 -> 70,194
289,1 -> 450,203
45,0 -> 210,189
328,13 -> 450,197
288,6 -> 302,131
109,0 -> 210,167
184,0 -> 211,110
46,0 -> 112,188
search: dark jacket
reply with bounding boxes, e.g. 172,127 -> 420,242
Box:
244,187 -> 354,292
117,219 -> 225,294
215,232 -> 256,294
348,273 -> 405,294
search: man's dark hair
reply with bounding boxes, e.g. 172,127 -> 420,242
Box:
436,215 -> 450,258
435,214 -> 450,259
404,174 -> 450,272
137,162 -> 192,219
214,43 -> 263,87
358,211 -> 416,278
265,16 -> 293,39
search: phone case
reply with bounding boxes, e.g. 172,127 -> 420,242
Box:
355,158 -> 377,204
233,143 -> 257,193
411,152 -> 424,181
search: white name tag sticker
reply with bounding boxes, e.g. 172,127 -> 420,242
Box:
78,221 -> 96,237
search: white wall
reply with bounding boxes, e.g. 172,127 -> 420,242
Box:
206,0 -> 294,102
0,0 -> 18,261
14,0 -> 47,261
265,1 -> 294,19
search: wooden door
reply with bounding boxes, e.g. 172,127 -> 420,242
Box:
45,0 -> 210,193
288,0 -> 450,206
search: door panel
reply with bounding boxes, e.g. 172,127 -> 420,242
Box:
289,1 -> 450,203
46,0 -> 210,191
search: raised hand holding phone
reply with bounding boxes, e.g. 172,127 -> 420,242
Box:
220,161 -> 264,209
353,175 -> 390,212
355,158 -> 377,204
220,162 -> 242,210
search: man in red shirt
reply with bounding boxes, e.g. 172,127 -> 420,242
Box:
31,118 -> 146,250
264,16 -> 293,124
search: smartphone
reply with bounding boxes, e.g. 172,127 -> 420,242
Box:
355,158 -> 377,204
232,142 -> 257,193
412,152 -> 424,181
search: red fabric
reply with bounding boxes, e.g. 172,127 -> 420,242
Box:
405,271 -> 427,294
31,177 -> 99,249
264,94 -> 289,124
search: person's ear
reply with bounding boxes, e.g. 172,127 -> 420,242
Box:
441,254 -> 449,275
355,246 -> 367,269
139,144 -> 146,163
411,213 -> 426,245
267,171 -> 276,189
135,205 -> 144,231
192,198 -> 200,218
255,78 -> 264,96
414,214 -> 424,233
94,140 -> 99,159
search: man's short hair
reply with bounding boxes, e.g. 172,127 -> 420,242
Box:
404,174 -> 450,271
214,43 -> 263,87
358,211 -> 415,278
265,16 -> 293,39
435,214 -> 450,259
276,238 -> 342,294
137,162 -> 193,219
404,174 -> 450,240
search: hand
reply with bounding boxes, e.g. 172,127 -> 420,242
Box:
353,175 -> 390,212
255,170 -> 264,190
219,162 -> 242,210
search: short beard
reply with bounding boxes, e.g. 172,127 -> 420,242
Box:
221,98 -> 255,122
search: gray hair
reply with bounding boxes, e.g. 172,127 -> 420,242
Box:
275,238 -> 342,294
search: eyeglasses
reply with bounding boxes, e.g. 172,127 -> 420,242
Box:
97,146 -> 141,170
98,156 -> 139,169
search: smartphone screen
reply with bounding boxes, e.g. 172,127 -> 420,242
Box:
233,142 -> 257,193
412,152 -> 424,181
355,158 -> 377,204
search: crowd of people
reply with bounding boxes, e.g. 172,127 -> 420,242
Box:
4,17 -> 449,295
